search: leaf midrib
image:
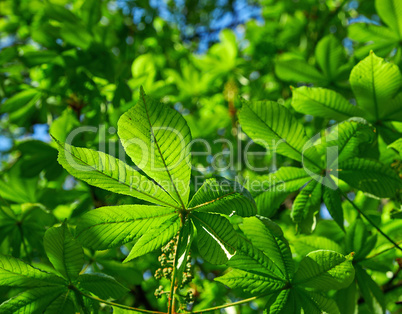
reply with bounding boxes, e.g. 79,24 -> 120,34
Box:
223,271 -> 287,286
293,257 -> 346,286
237,235 -> 287,281
191,213 -> 237,252
296,88 -> 357,118
340,158 -> 400,182
243,103 -> 322,170
141,91 -> 186,209
59,142 -> 180,209
187,191 -> 237,211
279,60 -> 325,82
75,212 -> 176,238
381,104 -> 402,121
330,123 -> 366,166
61,226 -> 71,282
138,216 -> 179,245
53,289 -> 71,312
253,172 -> 310,198
267,230 -> 292,281
0,266 -> 63,284
370,53 -> 379,120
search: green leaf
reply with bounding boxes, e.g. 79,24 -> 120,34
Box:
0,163 -> 39,203
44,290 -> 75,314
0,46 -> 17,66
348,23 -> 398,43
50,109 -> 80,143
292,236 -> 343,257
315,35 -> 347,80
215,268 -> 285,295
247,167 -> 310,217
381,92 -> 402,122
175,218 -> 194,283
356,41 -> 399,61
44,223 -> 84,281
118,87 -> 192,206
375,0 -> 402,37
295,288 -> 340,314
78,273 -> 128,299
291,179 -> 322,234
322,184 -> 344,231
355,265 -> 386,314
293,250 -> 355,291
0,286 -> 70,313
80,0 -> 102,27
324,118 -> 375,165
238,98 -> 320,167
229,235 -> 287,280
44,3 -> 79,24
210,219 -> 294,295
291,86 -> 365,121
191,211 -> 238,265
348,23 -> 398,59
124,215 -> 180,262
54,139 -> 177,208
76,205 -> 176,250
60,23 -> 92,50
113,307 -> 143,314
240,217 -> 294,279
18,140 -> 62,180
0,255 -> 65,287
0,89 -> 41,114
350,52 -> 402,121
21,50 -> 64,68
388,137 -> 402,156
275,59 -> 327,84
188,177 -> 256,217
131,54 -> 157,90
345,219 -> 377,261
338,157 -> 401,198
191,30 -> 237,76
265,289 -> 300,314
0,200 -> 16,226
335,281 -> 357,314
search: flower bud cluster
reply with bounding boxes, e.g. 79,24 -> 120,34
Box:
153,233 -> 195,303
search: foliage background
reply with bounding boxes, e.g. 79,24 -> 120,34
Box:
0,0 -> 401,313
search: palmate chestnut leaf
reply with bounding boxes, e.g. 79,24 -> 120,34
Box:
0,223 -> 127,313
216,216 -> 355,314
54,88 -> 256,265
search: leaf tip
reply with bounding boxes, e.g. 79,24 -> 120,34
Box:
346,252 -> 355,261
139,85 -> 146,98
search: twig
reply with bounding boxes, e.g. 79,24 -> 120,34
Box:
168,217 -> 185,314
72,286 -> 165,314
366,240 -> 402,260
183,292 -> 274,313
340,190 -> 402,253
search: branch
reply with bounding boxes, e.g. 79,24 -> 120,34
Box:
168,219 -> 184,314
366,240 -> 402,260
183,292 -> 274,313
72,287 -> 165,314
